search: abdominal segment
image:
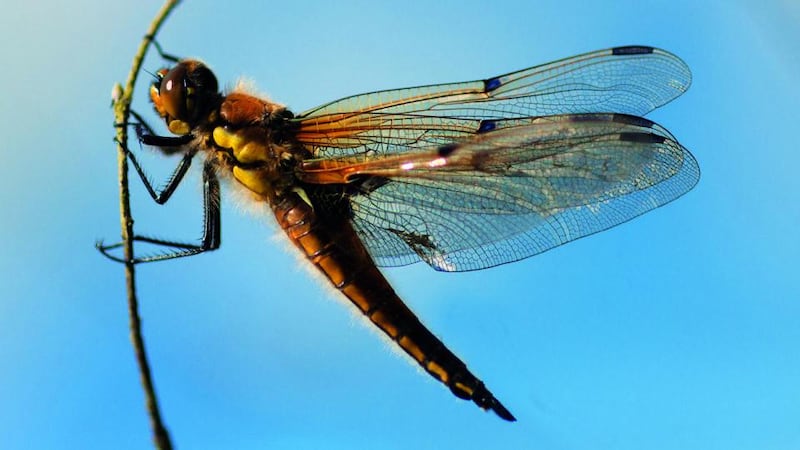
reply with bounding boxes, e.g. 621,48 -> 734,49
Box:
272,189 -> 515,421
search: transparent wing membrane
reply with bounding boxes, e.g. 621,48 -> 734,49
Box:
299,113 -> 698,271
295,46 -> 691,159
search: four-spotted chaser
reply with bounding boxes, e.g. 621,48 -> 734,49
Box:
100,45 -> 698,421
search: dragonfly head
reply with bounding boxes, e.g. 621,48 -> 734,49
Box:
150,60 -> 220,135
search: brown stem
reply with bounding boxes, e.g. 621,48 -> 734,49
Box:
111,1 -> 181,449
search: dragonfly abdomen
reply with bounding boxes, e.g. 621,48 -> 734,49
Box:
272,190 -> 515,421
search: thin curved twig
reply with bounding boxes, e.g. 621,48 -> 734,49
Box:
110,1 -> 181,449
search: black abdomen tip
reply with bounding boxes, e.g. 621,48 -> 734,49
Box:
491,399 -> 517,422
467,381 -> 517,422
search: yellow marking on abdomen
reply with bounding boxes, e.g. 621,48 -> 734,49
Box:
272,191 -> 511,417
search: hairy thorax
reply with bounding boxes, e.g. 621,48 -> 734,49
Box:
209,91 -> 302,202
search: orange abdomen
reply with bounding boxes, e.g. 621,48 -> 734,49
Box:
272,190 -> 514,420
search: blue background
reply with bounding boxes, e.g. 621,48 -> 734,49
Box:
1,1 -> 798,449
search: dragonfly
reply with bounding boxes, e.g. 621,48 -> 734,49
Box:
99,45 -> 699,421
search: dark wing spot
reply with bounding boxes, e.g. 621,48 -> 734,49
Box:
477,120 -> 497,133
618,132 -> 666,144
438,143 -> 459,157
612,45 -> 654,55
612,114 -> 655,129
565,114 -> 601,123
484,77 -> 502,93
387,228 -> 438,258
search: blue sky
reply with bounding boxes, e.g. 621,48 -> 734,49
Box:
1,1 -> 798,449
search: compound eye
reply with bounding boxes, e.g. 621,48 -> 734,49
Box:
150,60 -> 218,135
157,64 -> 190,121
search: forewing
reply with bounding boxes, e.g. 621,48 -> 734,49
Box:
294,46 -> 691,159
298,113 -> 698,271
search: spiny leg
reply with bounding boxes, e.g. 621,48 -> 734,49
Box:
111,113 -> 195,204
97,132 -> 221,263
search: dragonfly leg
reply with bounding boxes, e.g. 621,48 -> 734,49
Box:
145,35 -> 181,63
97,160 -> 221,264
125,140 -> 196,205
113,111 -> 197,203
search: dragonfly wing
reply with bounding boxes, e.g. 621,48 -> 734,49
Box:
298,113 -> 699,271
294,46 -> 691,159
